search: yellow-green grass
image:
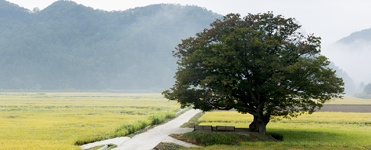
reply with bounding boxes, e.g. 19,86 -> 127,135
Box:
326,95 -> 371,104
196,111 -> 371,149
0,93 -> 179,150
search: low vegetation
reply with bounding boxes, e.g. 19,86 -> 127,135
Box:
0,93 -> 179,149
181,112 -> 204,128
86,144 -> 117,150
86,145 -> 105,150
153,142 -> 184,150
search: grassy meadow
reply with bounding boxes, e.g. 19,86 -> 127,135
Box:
0,93 -> 179,150
193,97 -> 371,149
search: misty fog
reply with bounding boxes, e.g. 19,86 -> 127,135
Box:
323,39 -> 371,87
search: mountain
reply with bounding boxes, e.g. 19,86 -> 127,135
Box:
324,26 -> 371,92
0,0 -> 30,35
0,0 -> 222,91
336,28 -> 371,45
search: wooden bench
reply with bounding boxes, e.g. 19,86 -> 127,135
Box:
194,125 -> 235,133
194,125 -> 213,131
215,126 -> 235,133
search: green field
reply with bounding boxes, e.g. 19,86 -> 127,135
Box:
0,93 -> 179,150
326,95 -> 371,104
2,93 -> 370,150
189,97 -> 371,150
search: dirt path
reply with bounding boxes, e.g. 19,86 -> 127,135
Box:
317,104 -> 371,112
113,109 -> 201,150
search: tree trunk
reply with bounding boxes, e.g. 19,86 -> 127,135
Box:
257,117 -> 267,135
249,116 -> 259,132
249,115 -> 268,134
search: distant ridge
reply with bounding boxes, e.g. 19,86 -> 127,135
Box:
335,28 -> 371,45
0,0 -> 222,91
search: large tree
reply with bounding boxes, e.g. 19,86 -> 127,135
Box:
162,12 -> 344,134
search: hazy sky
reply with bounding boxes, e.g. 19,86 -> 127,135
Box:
5,0 -> 371,85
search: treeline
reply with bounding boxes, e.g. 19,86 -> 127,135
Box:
354,83 -> 371,99
327,62 -> 356,94
0,0 -> 221,91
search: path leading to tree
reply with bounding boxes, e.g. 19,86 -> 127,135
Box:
112,109 -> 200,150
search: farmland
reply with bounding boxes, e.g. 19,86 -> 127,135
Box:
0,93 -> 179,150
194,97 -> 371,149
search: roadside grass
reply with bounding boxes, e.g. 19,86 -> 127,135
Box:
153,142 -> 184,150
188,111 -> 371,150
181,112 -> 205,128
86,145 -> 105,150
86,144 -> 117,150
0,93 -> 179,150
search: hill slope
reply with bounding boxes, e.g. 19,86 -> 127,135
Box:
0,0 -> 221,91
335,28 -> 371,45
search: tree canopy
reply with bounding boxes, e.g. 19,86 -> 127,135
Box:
162,12 -> 344,134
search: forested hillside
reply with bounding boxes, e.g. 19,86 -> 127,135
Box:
0,0 -> 221,91
328,62 -> 356,94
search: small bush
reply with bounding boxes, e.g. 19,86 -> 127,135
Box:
148,111 -> 175,125
116,129 -> 128,137
149,114 -> 165,125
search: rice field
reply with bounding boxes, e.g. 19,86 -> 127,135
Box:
0,93 -> 180,150
326,95 -> 371,105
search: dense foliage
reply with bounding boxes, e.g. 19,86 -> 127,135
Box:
0,0 -> 221,90
163,13 -> 344,134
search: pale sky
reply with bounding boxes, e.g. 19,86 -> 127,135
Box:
5,0 -> 371,84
